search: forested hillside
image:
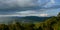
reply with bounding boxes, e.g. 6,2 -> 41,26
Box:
0,12 -> 60,30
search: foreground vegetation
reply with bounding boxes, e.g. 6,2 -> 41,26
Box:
0,13 -> 60,30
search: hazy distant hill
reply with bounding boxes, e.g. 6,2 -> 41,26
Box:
14,16 -> 51,23
0,16 -> 51,24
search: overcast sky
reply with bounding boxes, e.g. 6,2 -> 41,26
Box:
0,0 -> 60,17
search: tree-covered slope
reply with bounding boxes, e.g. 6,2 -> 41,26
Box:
0,12 -> 60,30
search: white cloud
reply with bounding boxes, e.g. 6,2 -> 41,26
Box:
44,0 -> 55,7
16,10 -> 37,14
0,10 -> 48,17
16,10 -> 48,17
0,14 -> 48,17
40,14 -> 48,17
51,0 -> 55,4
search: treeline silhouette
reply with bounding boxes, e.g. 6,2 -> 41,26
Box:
0,12 -> 60,30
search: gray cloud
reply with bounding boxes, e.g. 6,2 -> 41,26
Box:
0,0 -> 60,16
0,0 -> 17,9
17,0 -> 38,7
0,0 -> 38,9
0,0 -> 48,10
0,0 -> 60,11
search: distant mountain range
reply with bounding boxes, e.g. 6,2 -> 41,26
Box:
12,16 -> 52,23
0,16 -> 51,24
